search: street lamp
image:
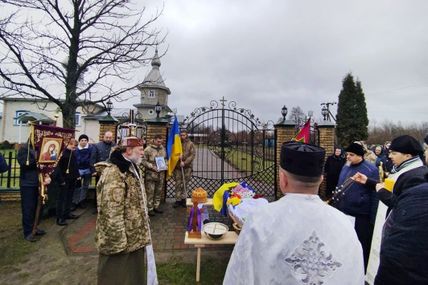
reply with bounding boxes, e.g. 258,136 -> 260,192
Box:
281,105 -> 288,122
155,101 -> 162,118
106,99 -> 113,116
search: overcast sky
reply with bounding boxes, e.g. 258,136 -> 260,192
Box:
128,0 -> 428,125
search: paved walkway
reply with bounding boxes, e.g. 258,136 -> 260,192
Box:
62,199 -> 233,261
193,146 -> 242,179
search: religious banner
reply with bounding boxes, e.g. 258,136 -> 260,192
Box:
30,124 -> 75,174
26,123 -> 75,237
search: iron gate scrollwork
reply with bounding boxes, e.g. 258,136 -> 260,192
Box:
166,98 -> 277,198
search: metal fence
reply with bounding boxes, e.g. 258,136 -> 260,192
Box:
0,150 -> 20,190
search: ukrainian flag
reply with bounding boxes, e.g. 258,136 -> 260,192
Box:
166,116 -> 183,176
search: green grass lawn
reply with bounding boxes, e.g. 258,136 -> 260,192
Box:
0,202 -> 38,274
0,202 -> 228,284
210,146 -> 275,184
158,257 -> 227,285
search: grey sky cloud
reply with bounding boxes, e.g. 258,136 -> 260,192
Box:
129,0 -> 428,124
2,1 -> 427,124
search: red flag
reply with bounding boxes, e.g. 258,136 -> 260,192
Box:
292,118 -> 311,143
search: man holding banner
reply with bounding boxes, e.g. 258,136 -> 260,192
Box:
17,142 -> 48,241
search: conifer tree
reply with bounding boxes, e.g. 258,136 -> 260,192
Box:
336,73 -> 369,147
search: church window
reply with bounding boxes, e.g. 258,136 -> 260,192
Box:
148,90 -> 156,98
14,110 -> 29,125
148,109 -> 155,115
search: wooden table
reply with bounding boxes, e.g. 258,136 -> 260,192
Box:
186,198 -> 213,207
184,231 -> 238,282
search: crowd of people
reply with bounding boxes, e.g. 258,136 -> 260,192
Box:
13,127 -> 428,284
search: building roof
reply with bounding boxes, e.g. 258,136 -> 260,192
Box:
16,111 -> 55,124
137,49 -> 171,94
133,103 -> 172,113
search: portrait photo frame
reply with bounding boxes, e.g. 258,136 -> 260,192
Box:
39,137 -> 63,163
155,156 -> 167,171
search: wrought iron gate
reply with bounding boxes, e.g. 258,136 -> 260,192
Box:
166,98 -> 277,198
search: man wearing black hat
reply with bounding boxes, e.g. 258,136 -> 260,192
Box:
353,135 -> 427,210
335,142 -> 379,272
224,142 -> 364,285
352,135 -> 428,284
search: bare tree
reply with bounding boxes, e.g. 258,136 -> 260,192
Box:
289,106 -> 306,127
0,0 -> 163,128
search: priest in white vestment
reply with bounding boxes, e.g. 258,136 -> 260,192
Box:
223,142 -> 365,285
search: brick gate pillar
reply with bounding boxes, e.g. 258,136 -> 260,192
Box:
274,119 -> 296,199
98,115 -> 118,142
317,121 -> 336,200
145,117 -> 170,202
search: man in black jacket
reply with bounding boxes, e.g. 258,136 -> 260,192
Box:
17,142 -> 48,241
375,179 -> 428,285
54,138 -> 80,226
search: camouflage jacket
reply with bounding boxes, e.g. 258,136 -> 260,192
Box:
141,144 -> 166,181
95,149 -> 151,255
175,139 -> 196,170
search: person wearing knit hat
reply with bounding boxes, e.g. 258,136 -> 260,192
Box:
353,134 -> 427,200
389,135 -> 423,157
352,135 -> 428,284
78,134 -> 89,142
335,141 -> 379,272
224,142 -> 365,284
73,134 -> 95,210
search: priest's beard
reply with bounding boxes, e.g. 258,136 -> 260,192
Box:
128,150 -> 143,165
130,155 -> 142,165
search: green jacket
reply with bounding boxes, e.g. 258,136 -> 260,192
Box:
95,150 -> 151,255
174,139 -> 196,171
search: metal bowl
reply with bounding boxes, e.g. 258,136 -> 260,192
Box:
203,222 -> 229,240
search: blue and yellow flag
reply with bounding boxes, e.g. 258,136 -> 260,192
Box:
166,116 -> 183,176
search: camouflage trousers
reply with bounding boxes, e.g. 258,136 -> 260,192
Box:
145,178 -> 164,211
173,167 -> 192,200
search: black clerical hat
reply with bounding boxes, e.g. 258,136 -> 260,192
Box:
280,142 -> 325,177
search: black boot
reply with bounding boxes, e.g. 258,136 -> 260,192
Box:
56,219 -> 68,226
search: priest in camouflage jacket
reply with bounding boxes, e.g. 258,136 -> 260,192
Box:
95,137 -> 152,285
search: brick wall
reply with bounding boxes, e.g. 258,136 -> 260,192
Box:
98,123 -> 117,142
275,121 -> 296,198
317,122 -> 336,200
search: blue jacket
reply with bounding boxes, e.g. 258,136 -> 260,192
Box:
336,160 -> 379,222
75,144 -> 96,173
17,144 -> 38,187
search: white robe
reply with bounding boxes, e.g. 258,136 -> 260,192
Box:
223,193 -> 364,285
